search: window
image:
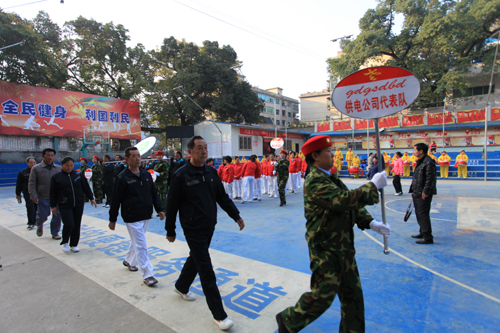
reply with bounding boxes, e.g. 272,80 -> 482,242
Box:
239,136 -> 252,151
453,85 -> 495,98
292,103 -> 299,110
282,101 -> 286,106
258,93 -> 274,103
276,120 -> 280,126
288,112 -> 291,118
276,99 -> 280,105
288,102 -> 291,107
266,106 -> 274,114
282,110 -> 285,116
276,109 -> 279,115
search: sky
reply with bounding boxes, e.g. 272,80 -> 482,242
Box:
3,0 -> 384,101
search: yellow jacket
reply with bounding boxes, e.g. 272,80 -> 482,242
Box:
438,154 -> 451,163
410,155 -> 417,163
428,152 -> 437,161
456,153 -> 468,162
383,153 -> 391,164
353,157 -> 361,167
346,151 -> 354,161
335,150 -> 343,160
402,153 -> 411,162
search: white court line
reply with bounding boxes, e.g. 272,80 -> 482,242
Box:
384,198 -> 456,222
362,231 -> 500,304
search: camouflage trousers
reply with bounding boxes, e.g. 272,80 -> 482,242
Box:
278,177 -> 288,204
92,180 -> 103,203
157,185 -> 168,211
280,247 -> 365,333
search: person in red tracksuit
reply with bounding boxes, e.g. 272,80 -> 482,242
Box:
262,156 -> 269,195
294,155 -> 302,189
223,156 -> 234,199
267,154 -> 278,198
288,152 -> 298,193
218,162 -> 225,192
240,156 -> 257,203
253,158 -> 262,201
233,157 -> 243,200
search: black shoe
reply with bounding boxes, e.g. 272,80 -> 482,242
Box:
123,260 -> 138,271
143,276 -> 158,287
27,225 -> 34,230
280,202 -> 286,207
411,234 -> 423,239
276,313 -> 290,333
416,239 -> 433,244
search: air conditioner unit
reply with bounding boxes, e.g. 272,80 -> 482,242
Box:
294,114 -> 300,120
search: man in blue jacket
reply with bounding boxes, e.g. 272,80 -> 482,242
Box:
166,136 -> 245,331
109,146 -> 165,287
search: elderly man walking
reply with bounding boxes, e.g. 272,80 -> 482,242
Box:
28,148 -> 62,239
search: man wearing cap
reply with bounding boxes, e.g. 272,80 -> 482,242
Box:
276,150 -> 290,206
80,157 -> 91,202
153,150 -> 169,210
276,135 -> 390,333
91,156 -> 103,204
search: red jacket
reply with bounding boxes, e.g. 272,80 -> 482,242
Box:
233,162 -> 243,179
268,161 -> 277,176
218,164 -> 224,180
224,164 -> 234,183
294,158 -> 302,173
254,161 -> 262,179
301,159 -> 307,173
262,160 -> 268,176
241,160 -> 257,177
392,158 -> 403,176
289,158 -> 297,173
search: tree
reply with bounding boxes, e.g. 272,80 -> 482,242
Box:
328,0 -> 500,110
143,37 -> 264,126
0,10 -> 67,88
62,16 -> 150,100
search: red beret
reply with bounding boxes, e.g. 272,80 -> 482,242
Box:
302,135 -> 332,156
280,150 -> 288,155
80,157 -> 87,162
92,155 -> 99,161
155,150 -> 164,156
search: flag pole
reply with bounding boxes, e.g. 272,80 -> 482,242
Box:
374,118 -> 389,254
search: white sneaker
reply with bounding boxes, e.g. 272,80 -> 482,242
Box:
213,317 -> 234,331
174,287 -> 196,301
105,205 -> 110,208
394,193 -> 400,196
241,201 -> 245,204
62,243 -> 70,253
70,246 -> 80,252
102,203 -> 107,207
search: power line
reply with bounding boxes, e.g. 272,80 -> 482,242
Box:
171,0 -> 327,61
2,0 -> 47,10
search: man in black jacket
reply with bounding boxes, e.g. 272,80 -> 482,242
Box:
101,155 -> 114,208
109,147 -> 165,287
16,156 -> 37,229
166,136 -> 245,331
409,143 -> 437,244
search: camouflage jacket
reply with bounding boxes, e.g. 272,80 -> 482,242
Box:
276,158 -> 290,181
80,164 -> 90,173
153,160 -> 170,187
91,163 -> 102,182
304,166 -> 379,252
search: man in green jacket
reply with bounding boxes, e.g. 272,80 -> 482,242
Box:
276,135 -> 390,333
153,150 -> 169,211
91,156 -> 103,204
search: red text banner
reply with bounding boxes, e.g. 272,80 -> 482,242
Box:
354,119 -> 375,130
428,112 -> 454,125
491,107 -> 500,121
333,120 -> 352,131
379,115 -> 399,128
239,128 -> 303,139
0,81 -> 140,139
457,109 -> 485,123
402,114 -> 424,127
317,122 -> 331,132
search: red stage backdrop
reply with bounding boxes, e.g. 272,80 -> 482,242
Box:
457,109 -> 485,123
333,120 -> 352,131
491,107 -> 500,121
428,112 -> 454,125
354,119 -> 375,130
402,114 -> 424,127
0,81 -> 141,139
379,115 -> 399,128
317,121 -> 331,132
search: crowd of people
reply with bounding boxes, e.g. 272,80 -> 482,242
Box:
10,137 -> 453,331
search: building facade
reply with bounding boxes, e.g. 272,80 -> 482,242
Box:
251,86 -> 299,127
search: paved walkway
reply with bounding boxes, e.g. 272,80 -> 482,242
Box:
1,178 -> 499,332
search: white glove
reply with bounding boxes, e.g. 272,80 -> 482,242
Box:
370,171 -> 387,189
370,220 -> 391,236
154,171 -> 160,177
273,171 -> 276,175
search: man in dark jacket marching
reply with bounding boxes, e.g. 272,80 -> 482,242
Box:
16,156 -> 37,229
165,136 -> 245,331
409,143 -> 437,244
109,147 -> 165,287
101,155 -> 114,208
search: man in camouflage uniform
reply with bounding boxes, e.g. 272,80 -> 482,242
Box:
276,135 -> 390,333
276,150 -> 290,207
79,157 -> 91,203
153,150 -> 169,211
91,156 -> 103,204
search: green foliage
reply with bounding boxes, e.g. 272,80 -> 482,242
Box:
328,0 -> 500,109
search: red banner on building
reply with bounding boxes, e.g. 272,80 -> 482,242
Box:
0,81 -> 140,139
317,121 -> 331,132
402,114 -> 424,127
379,115 -> 399,128
333,120 -> 352,131
457,109 -> 485,123
491,107 -> 500,121
427,112 -> 454,125
239,128 -> 303,139
354,119 -> 374,130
